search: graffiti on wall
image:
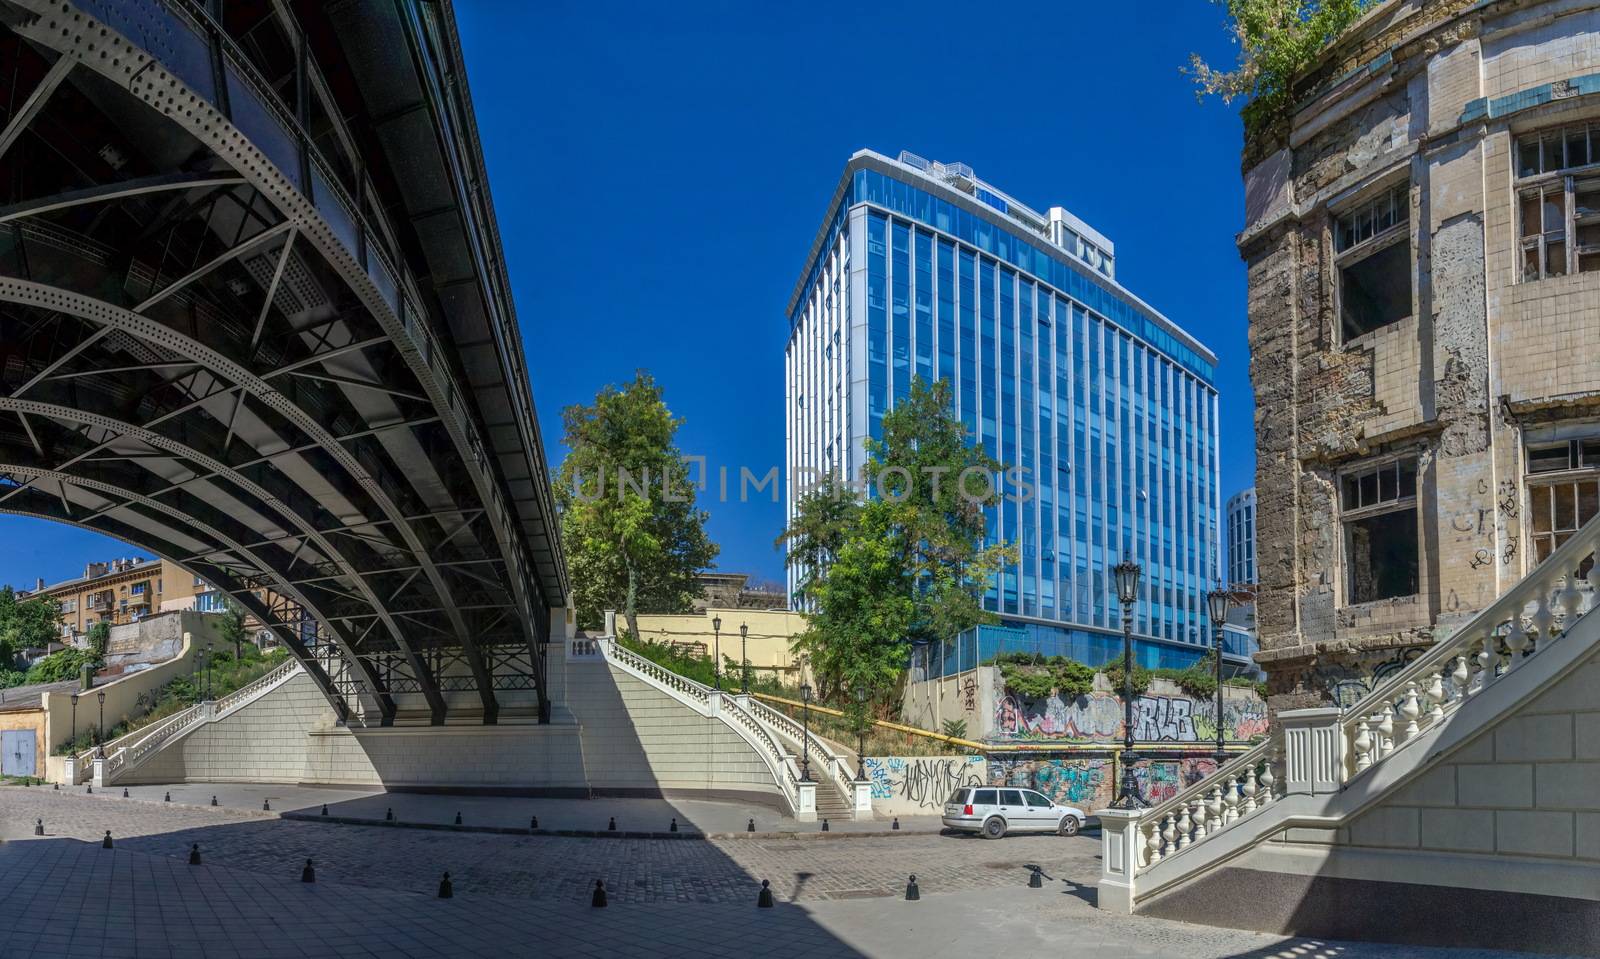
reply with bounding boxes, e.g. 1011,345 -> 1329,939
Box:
992,691 -> 1268,744
987,757 -> 1219,810
1317,646 -> 1428,709
863,756 -> 986,811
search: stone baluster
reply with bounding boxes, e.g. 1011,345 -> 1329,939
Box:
1559,571 -> 1584,628
1585,563 -> 1600,614
1474,636 -> 1493,692
1145,820 -> 1162,866
1376,709 -> 1395,758
1353,716 -> 1374,771
1258,753 -> 1276,805
1222,775 -> 1240,824
1161,814 -> 1176,857
1205,787 -> 1223,836
1191,797 -> 1208,843
1507,611 -> 1532,668
1398,683 -> 1421,742
1424,669 -> 1447,726
1241,764 -> 1259,815
1450,652 -> 1471,700
1176,803 -> 1193,849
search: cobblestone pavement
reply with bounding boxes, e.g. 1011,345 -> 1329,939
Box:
0,787 -> 1093,904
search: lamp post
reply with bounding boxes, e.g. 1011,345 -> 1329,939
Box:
205,642 -> 214,700
711,615 -> 722,691
739,623 -> 749,694
70,693 -> 78,745
1112,558 -> 1147,809
95,691 -> 106,758
854,684 -> 868,781
1207,588 -> 1233,764
799,682 -> 813,782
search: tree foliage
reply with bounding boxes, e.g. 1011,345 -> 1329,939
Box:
216,598 -> 249,658
556,371 -> 718,636
993,652 -> 1097,700
0,586 -> 63,668
782,378 -> 1014,704
1187,0 -> 1376,138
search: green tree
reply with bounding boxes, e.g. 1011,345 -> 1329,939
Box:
86,620 -> 109,660
1186,0 -> 1376,138
217,598 -> 249,660
784,378 -> 1014,703
0,586 -> 63,666
556,372 -> 719,637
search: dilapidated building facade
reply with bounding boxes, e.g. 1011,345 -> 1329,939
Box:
1243,0 -> 1600,707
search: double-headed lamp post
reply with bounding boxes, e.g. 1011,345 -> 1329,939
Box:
799,682 -> 814,782
739,623 -> 749,695
1207,588 -> 1233,764
711,615 -> 722,691
1112,558 -> 1147,809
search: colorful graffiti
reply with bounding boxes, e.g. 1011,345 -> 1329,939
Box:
863,756 -> 987,812
993,690 -> 1268,744
988,756 -> 1219,810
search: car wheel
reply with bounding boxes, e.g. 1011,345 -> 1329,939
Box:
982,817 -> 1006,840
1057,815 -> 1080,837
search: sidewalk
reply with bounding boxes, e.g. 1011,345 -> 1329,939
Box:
69,782 -> 950,837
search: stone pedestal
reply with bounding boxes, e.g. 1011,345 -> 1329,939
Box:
852,779 -> 873,820
1280,707 -> 1345,796
1097,808 -> 1144,913
796,780 -> 817,822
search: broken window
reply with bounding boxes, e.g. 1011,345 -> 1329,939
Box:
1341,458 -> 1419,604
1517,124 -> 1600,280
1334,184 -> 1412,340
1526,434 -> 1600,563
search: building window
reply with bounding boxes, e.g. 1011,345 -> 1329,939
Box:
1334,183 -> 1411,340
1340,457 -> 1419,604
1517,123 -> 1600,280
1526,437 -> 1600,562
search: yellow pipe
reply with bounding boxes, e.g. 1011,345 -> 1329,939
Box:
748,691 -> 1256,755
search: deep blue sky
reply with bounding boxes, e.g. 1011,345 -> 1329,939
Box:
0,1 -> 1254,592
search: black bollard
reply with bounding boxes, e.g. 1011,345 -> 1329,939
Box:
1028,865 -> 1042,888
591,879 -> 607,908
669,818 -> 678,833
33,818 -> 43,836
263,798 -> 271,812
821,818 -> 829,832
211,795 -> 218,806
321,804 -> 328,816
757,879 -> 774,908
53,782 -> 58,791
530,815 -> 538,830
904,874 -> 919,901
385,807 -> 394,822
437,871 -> 453,899
747,818 -> 755,833
607,816 -> 616,831
164,792 -> 171,802
102,830 -> 113,849
122,787 -> 129,798
892,817 -> 900,830
454,811 -> 462,826
85,784 -> 91,794
301,859 -> 315,883
189,844 -> 200,866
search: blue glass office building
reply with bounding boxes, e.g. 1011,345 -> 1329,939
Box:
784,151 -> 1237,672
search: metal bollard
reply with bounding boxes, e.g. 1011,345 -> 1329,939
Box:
1028,865 -> 1042,888
189,844 -> 200,865
321,804 -> 329,816
85,784 -> 91,794
607,817 -> 616,831
164,792 -> 171,802
454,811 -> 462,826
437,871 -> 453,899
385,807 -> 394,822
757,879 -> 774,908
590,879 -> 607,908
102,830 -> 113,849
820,818 -> 829,832
747,818 -> 755,833
904,874 -> 919,901
263,798 -> 271,812
530,815 -> 538,830
33,819 -> 43,836
211,795 -> 218,806
122,788 -> 129,798
892,817 -> 900,830
301,859 -> 315,883
669,818 -> 678,833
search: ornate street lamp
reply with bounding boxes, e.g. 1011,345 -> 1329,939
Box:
205,642 -> 214,700
739,623 -> 749,695
95,690 -> 106,758
711,615 -> 722,691
854,684 -> 868,781
1207,588 -> 1233,764
1112,558 -> 1147,809
70,693 -> 78,745
799,682 -> 814,782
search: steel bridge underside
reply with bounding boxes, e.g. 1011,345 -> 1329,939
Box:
0,0 -> 567,726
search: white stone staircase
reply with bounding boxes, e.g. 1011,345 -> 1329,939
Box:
73,659 -> 303,787
596,637 -> 868,820
1099,510 -> 1600,912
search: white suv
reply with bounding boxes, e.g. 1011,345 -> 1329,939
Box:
941,786 -> 1086,839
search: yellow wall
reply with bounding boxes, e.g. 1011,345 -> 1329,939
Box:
0,708 -> 47,777
628,607 -> 808,677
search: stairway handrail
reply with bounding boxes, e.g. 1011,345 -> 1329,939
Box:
743,696 -> 858,801
1338,510 -> 1600,778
